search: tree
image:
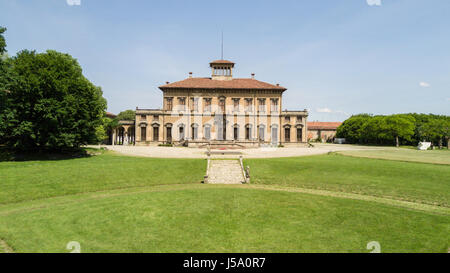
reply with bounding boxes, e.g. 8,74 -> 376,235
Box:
0,26 -> 6,55
420,118 -> 449,149
116,110 -> 136,121
336,114 -> 372,144
382,115 -> 415,147
0,27 -> 15,145
1,50 -> 107,151
360,115 -> 385,144
443,119 -> 450,149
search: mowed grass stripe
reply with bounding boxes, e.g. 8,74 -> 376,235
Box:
245,154 -> 450,207
0,184 -> 447,218
337,148 -> 450,165
0,153 -> 206,204
0,188 -> 448,253
246,185 -> 450,215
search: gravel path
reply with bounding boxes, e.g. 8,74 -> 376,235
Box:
96,144 -> 383,159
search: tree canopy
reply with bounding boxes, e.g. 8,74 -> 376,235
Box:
116,110 -> 136,121
337,113 -> 450,148
0,48 -> 107,151
0,27 -> 6,55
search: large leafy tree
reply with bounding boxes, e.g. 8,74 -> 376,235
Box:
116,110 -> 136,121
2,49 -> 106,151
420,118 -> 450,149
444,119 -> 450,149
0,27 -> 15,144
338,113 -> 448,147
336,114 -> 372,144
0,27 -> 6,55
382,115 -> 415,147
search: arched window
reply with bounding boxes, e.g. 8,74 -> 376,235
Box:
284,125 -> 291,142
245,124 -> 252,140
140,125 -> 147,142
271,124 -> 278,144
178,124 -> 185,140
258,124 -> 265,141
191,123 -> 199,140
295,124 -> 303,142
232,124 -> 239,140
165,123 -> 173,143
152,122 -> 160,142
203,124 -> 211,140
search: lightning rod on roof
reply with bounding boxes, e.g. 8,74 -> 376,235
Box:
221,30 -> 224,60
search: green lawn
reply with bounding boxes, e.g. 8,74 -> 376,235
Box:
337,148 -> 450,165
245,153 -> 450,207
0,186 -> 448,253
0,152 -> 205,204
0,150 -> 448,253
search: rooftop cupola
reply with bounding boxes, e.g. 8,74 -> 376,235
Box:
210,60 -> 235,81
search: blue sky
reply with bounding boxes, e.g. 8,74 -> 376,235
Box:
1,0 -> 449,121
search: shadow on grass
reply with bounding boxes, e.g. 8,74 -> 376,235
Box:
0,146 -> 106,162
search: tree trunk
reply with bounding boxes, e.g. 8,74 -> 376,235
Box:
395,136 -> 399,147
447,138 -> 450,149
438,138 -> 443,149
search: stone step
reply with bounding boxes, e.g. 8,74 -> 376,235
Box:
207,160 -> 245,184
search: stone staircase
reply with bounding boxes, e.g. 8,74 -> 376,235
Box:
207,160 -> 245,184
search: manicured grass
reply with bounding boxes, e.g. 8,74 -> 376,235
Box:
245,154 -> 450,206
0,150 -> 448,253
0,187 -> 448,253
337,148 -> 450,165
0,152 -> 205,204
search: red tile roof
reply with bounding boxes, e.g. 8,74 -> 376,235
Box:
307,122 -> 342,130
159,77 -> 286,91
105,112 -> 117,118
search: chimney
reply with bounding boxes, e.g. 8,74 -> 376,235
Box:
166,81 -> 170,84
189,72 -> 193,78
276,83 -> 280,86
251,73 -> 255,79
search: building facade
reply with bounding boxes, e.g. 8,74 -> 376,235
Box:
116,60 -> 309,147
307,122 -> 342,142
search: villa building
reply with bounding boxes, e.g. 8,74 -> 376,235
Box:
114,59 -> 309,147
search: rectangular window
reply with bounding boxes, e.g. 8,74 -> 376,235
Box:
285,116 -> 290,122
140,115 -> 146,120
191,98 -> 199,112
178,97 -> 186,111
153,115 -> 159,120
141,127 -> 147,142
245,98 -> 253,112
233,99 -> 240,112
271,98 -> 279,112
166,98 -> 173,111
234,127 -> 238,140
219,98 -> 226,113
204,98 -> 212,112
297,116 -> 302,123
258,99 -> 266,112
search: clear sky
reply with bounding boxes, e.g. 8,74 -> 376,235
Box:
1,0 -> 449,121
